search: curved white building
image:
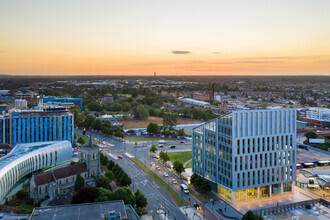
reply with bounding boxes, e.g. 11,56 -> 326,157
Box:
0,141 -> 72,203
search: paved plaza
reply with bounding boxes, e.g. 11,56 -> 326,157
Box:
233,190 -> 313,214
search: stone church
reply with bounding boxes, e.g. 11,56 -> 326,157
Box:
29,136 -> 100,204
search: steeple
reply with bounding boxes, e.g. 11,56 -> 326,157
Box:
89,132 -> 92,147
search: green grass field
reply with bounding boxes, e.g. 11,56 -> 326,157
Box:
75,133 -> 99,145
167,151 -> 191,164
131,157 -> 188,207
185,161 -> 192,168
123,136 -> 174,142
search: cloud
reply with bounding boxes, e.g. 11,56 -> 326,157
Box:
0,50 -> 4,53
215,60 -> 283,64
212,52 -> 222,54
172,50 -> 191,54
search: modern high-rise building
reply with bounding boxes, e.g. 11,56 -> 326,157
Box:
192,108 -> 296,204
0,108 -> 74,146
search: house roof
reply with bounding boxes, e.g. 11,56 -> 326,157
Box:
53,163 -> 87,179
35,172 -> 55,186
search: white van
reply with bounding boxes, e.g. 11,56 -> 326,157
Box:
180,184 -> 189,194
159,140 -> 167,144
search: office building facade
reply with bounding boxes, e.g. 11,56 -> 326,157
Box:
0,109 -> 74,146
192,108 -> 296,203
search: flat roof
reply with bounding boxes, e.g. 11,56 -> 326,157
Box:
29,201 -> 137,220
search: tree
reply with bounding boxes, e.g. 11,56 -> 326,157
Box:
72,186 -> 99,204
135,105 -> 149,119
92,118 -> 102,130
77,136 -> 86,145
76,115 -> 85,127
163,112 -> 178,131
326,103 -> 330,109
177,128 -> 186,136
149,145 -> 157,154
74,173 -> 85,192
16,189 -> 27,200
118,172 -> 132,187
95,187 -> 111,202
135,189 -> 148,209
305,130 -> 317,141
84,114 -> 96,128
159,151 -> 170,163
173,161 -> 185,175
109,187 -> 134,206
107,160 -> 116,171
147,122 -> 160,134
242,210 -> 263,220
105,170 -> 115,182
101,120 -> 113,135
200,179 -> 212,193
97,175 -> 110,188
115,130 -> 124,138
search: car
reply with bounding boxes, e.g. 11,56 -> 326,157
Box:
180,141 -> 185,144
151,162 -> 155,166
172,179 -> 177,184
164,172 -> 169,177
158,144 -> 163,148
118,155 -> 123,159
156,166 -> 161,170
169,145 -> 176,148
316,130 -> 322,133
193,203 -> 201,210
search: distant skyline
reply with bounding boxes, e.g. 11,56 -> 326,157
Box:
0,0 -> 330,76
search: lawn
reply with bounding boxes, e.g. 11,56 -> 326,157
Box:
131,158 -> 188,207
123,136 -> 175,142
185,161 -> 192,168
75,133 -> 99,145
167,151 -> 191,164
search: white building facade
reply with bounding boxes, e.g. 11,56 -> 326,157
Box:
192,108 -> 296,204
306,108 -> 330,120
0,141 -> 72,203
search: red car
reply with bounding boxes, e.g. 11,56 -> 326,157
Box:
118,155 -> 123,159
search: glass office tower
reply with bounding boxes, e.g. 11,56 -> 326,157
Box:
192,108 -> 296,203
0,109 -> 74,145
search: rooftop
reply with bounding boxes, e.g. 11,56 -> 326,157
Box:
29,201 -> 140,220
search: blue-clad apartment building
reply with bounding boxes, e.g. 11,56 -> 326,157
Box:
0,108 -> 74,146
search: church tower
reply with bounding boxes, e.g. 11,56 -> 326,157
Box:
80,132 -> 100,179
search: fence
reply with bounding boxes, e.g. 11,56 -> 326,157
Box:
252,198 -> 327,216
124,132 -> 187,140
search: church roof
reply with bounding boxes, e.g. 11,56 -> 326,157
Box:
34,172 -> 55,186
53,163 -> 87,179
34,163 -> 87,186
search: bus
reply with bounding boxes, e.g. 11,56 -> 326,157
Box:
317,160 -> 330,167
303,162 -> 316,168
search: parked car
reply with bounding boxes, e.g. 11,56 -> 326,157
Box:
164,172 -> 169,177
172,179 -> 177,184
169,145 -> 176,149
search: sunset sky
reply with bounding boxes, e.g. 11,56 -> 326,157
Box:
0,0 -> 330,76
